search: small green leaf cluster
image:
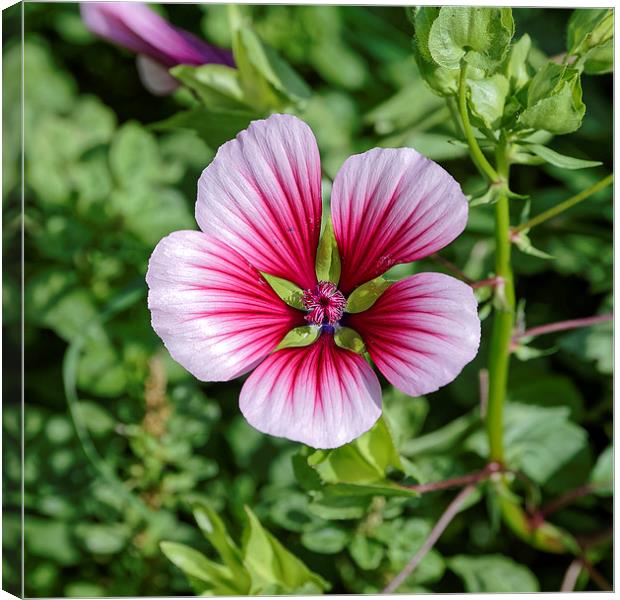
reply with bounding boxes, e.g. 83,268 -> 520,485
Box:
161,501 -> 328,595
154,6 -> 311,149
410,6 -> 611,211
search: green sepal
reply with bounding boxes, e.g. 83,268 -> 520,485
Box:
512,231 -> 554,260
275,326 -> 320,351
346,276 -> 391,313
467,73 -> 509,130
333,327 -> 365,354
315,216 -> 341,284
517,63 -> 585,135
567,9 -> 613,57
503,34 -> 532,92
513,343 -> 557,361
260,272 -> 304,309
469,185 -> 499,207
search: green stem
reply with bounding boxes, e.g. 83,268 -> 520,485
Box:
486,136 -> 515,463
512,173 -> 613,234
457,63 -> 500,183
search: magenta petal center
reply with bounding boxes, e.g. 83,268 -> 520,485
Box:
302,281 -> 347,326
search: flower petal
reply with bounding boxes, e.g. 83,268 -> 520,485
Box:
196,114 -> 323,290
347,273 -> 480,397
331,147 -> 468,293
146,230 -> 304,381
80,3 -> 233,67
239,334 -> 382,448
136,55 -> 180,96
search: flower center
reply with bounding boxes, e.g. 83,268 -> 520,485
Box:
302,281 -> 347,326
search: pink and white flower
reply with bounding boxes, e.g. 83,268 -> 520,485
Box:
80,2 -> 234,95
146,114 -> 480,449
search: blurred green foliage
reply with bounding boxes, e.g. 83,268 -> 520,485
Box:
2,3 -> 612,596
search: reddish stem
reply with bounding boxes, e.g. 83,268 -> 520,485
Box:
529,484 -> 595,529
471,276 -> 504,289
580,558 -> 613,592
429,253 -> 473,284
382,484 -> 478,593
513,313 -> 612,344
402,462 -> 503,494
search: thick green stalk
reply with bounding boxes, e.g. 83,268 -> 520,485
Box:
486,139 -> 515,463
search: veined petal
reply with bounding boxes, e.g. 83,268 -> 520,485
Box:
239,334 -> 382,449
146,230 -> 304,381
331,147 -> 468,294
80,3 -> 233,68
196,114 -> 323,290
347,273 -> 480,397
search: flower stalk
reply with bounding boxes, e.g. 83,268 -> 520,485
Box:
486,139 -> 515,463
456,76 -> 515,464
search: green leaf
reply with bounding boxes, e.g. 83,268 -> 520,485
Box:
109,122 -> 160,186
77,336 -> 127,397
349,534 -> 384,570
292,447 -> 323,492
319,482 -> 417,498
376,518 -> 445,584
242,506 -> 329,593
518,63 -> 585,135
260,272 -> 304,309
504,34 -> 532,91
231,17 -> 311,112
275,326 -> 320,351
269,492 -> 318,533
300,524 -> 350,554
151,106 -> 257,149
308,489 -> 372,520
411,8 -> 459,97
567,9 -> 613,56
401,409 -> 480,457
508,375 -> 584,421
524,144 -> 602,170
465,403 -> 588,485
559,316 -> 612,374
191,500 -> 250,588
170,64 -> 248,110
74,523 -> 129,555
309,417 -> 402,485
346,276 -> 391,313
160,542 -> 240,594
333,326 -> 365,354
589,445 -> 612,496
449,554 -> 539,592
315,216 -> 341,283
427,7 -> 515,72
467,73 -> 509,128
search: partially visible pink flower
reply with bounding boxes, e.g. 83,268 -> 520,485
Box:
146,114 -> 481,449
80,2 -> 234,95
